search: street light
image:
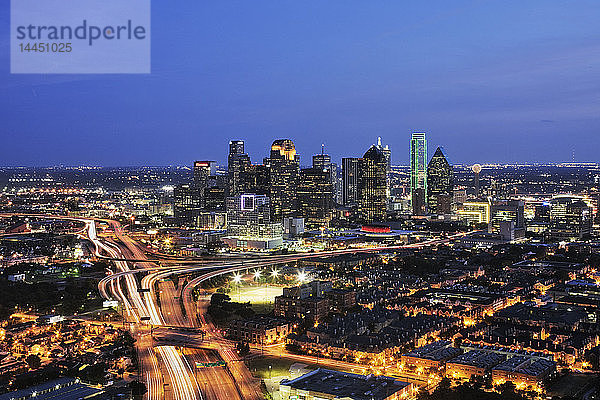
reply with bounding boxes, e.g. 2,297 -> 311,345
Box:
232,274 -> 242,284
253,270 -> 262,280
297,271 -> 308,283
270,269 -> 279,279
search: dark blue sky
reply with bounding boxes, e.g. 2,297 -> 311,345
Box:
2,1 -> 600,167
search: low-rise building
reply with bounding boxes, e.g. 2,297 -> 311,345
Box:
492,356 -> 556,387
227,317 -> 290,344
401,340 -> 463,370
280,368 -> 415,400
446,350 -> 505,380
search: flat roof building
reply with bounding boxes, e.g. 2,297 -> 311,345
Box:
492,356 -> 556,388
280,368 -> 415,400
446,350 -> 505,380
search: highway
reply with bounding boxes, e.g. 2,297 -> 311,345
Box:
1,213 -> 472,400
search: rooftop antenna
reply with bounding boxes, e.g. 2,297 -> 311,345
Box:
321,143 -> 324,156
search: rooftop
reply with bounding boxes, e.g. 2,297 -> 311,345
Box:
281,368 -> 410,400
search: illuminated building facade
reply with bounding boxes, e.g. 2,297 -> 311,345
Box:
357,146 -> 388,222
173,184 -> 203,226
266,139 -> 300,221
242,164 -> 270,195
342,157 -> 360,206
410,132 -> 427,215
458,201 -> 491,225
427,147 -> 453,214
227,140 -> 250,196
313,149 -> 341,204
298,168 -> 333,229
224,194 -> 283,249
193,160 -> 214,189
549,195 -> 592,241
489,199 -> 525,240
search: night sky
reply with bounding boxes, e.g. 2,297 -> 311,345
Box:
1,1 -> 600,167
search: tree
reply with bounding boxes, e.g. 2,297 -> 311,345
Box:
25,354 -> 41,370
129,380 -> 147,400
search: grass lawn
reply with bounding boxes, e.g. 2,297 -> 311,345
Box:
229,284 -> 283,313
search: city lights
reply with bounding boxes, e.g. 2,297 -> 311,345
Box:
297,271 -> 308,283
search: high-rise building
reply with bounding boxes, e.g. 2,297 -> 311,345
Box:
549,196 -> 592,241
266,139 -> 300,221
489,199 -> 525,240
472,164 -> 482,196
223,194 -> 283,249
357,145 -> 388,222
427,147 -> 453,214
410,132 -> 427,215
298,168 -> 333,229
242,164 -> 270,195
376,137 -> 392,171
173,184 -> 203,226
313,145 -> 341,204
342,157 -> 360,206
193,161 -> 214,189
227,140 -> 251,196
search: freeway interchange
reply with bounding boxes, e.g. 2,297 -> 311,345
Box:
2,213 -> 470,400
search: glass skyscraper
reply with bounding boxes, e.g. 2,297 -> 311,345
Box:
427,147 -> 453,214
410,132 -> 427,215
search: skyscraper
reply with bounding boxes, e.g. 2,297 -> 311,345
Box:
242,164 -> 270,195
342,157 -> 360,206
410,132 -> 427,216
224,194 -> 283,249
549,196 -> 592,241
427,147 -> 453,214
227,140 -> 251,196
298,168 -> 333,229
357,146 -> 388,222
173,184 -> 203,226
313,145 -> 342,204
266,139 -> 300,221
376,137 -> 391,171
193,161 -> 214,189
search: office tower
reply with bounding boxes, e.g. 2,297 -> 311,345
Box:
427,147 -> 453,214
489,199 -> 525,240
193,161 -> 214,189
549,196 -> 592,240
313,145 -> 342,204
312,145 -> 331,171
266,139 -> 300,221
472,164 -> 482,196
242,164 -> 270,195
173,184 -> 203,226
227,140 -> 251,196
376,137 -> 392,171
342,158 -> 360,206
357,145 -> 388,222
224,194 -> 283,249
457,200 -> 491,225
298,168 -> 333,229
410,132 -> 427,215
203,186 -> 226,211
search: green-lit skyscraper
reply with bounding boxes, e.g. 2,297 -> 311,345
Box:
410,132 -> 427,215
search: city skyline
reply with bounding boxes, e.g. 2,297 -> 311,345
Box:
2,2 -> 600,166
